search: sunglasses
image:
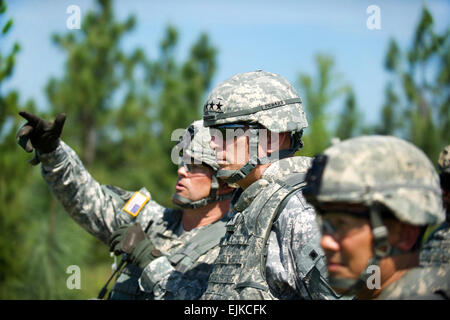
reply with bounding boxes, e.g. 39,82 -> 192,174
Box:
210,124 -> 248,141
179,161 -> 211,176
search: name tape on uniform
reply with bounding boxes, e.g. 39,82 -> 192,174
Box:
123,191 -> 149,217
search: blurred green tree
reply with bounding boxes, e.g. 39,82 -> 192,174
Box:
0,0 -> 217,299
141,26 -> 217,205
335,88 -> 361,141
297,54 -> 349,156
0,0 -> 37,298
3,0 -> 218,299
379,6 -> 449,162
46,0 -> 143,166
373,39 -> 402,136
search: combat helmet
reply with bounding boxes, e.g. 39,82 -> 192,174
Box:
303,135 -> 445,295
172,120 -> 233,209
202,70 -> 308,184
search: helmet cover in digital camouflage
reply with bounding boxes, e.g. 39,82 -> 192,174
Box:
203,70 -> 308,133
175,120 -> 219,171
202,70 -> 308,184
305,135 -> 445,226
303,135 -> 445,296
172,120 -> 232,208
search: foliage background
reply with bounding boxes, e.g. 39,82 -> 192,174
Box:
0,0 -> 448,299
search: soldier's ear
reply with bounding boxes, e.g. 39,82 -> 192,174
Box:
265,131 -> 290,153
389,222 -> 421,252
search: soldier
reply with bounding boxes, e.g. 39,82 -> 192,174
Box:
303,135 -> 449,299
17,111 -> 234,300
200,70 -> 340,300
420,145 -> 450,267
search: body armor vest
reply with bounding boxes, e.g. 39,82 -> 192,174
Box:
103,188 -> 228,300
109,217 -> 227,299
202,157 -> 312,300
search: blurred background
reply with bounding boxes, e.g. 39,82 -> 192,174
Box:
0,0 -> 448,299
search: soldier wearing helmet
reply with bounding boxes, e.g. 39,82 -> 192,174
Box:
420,145 -> 450,268
200,70 -> 340,300
303,135 -> 449,299
17,112 -> 234,299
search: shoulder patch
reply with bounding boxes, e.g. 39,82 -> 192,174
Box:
122,191 -> 150,217
104,184 -> 135,202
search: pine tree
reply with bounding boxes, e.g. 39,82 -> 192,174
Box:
379,6 -> 449,162
297,54 -> 348,156
335,89 -> 360,140
2,0 -> 218,299
0,0 -> 38,298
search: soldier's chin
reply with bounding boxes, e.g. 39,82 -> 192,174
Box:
172,191 -> 187,203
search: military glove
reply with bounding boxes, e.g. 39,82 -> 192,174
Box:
17,111 -> 66,155
109,223 -> 159,269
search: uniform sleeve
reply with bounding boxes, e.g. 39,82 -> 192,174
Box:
265,190 -> 339,300
39,141 -> 137,244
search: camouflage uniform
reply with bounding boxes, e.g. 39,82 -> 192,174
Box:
420,145 -> 450,267
303,135 -> 448,299
377,267 -> 450,299
202,157 -> 338,299
39,121 -> 230,300
420,223 -> 450,267
200,71 -> 339,300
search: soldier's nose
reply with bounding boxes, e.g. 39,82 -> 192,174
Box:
320,234 -> 340,253
178,165 -> 188,177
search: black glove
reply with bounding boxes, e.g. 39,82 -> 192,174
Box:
17,111 -> 66,155
109,223 -> 159,269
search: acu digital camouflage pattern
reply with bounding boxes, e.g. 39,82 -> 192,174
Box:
420,223 -> 450,267
419,144 -> 450,268
438,145 -> 450,174
175,119 -> 218,170
203,70 -> 308,133
201,157 -> 341,300
309,135 -> 445,226
39,141 -> 228,299
377,266 -> 450,299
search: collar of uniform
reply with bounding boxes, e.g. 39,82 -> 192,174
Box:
261,156 -> 312,183
376,266 -> 450,300
233,179 -> 270,212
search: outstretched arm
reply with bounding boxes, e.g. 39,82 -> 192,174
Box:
17,111 -> 137,244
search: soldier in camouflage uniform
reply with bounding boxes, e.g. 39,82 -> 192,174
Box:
17,111 -> 234,300
303,135 -> 449,299
200,70 -> 340,300
420,145 -> 450,267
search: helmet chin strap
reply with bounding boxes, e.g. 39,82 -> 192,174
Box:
217,126 -> 302,185
172,174 -> 234,209
330,204 -> 396,297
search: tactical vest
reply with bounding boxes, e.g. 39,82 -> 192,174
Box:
108,218 -> 227,299
202,157 -> 320,300
109,263 -> 152,300
100,186 -> 228,300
